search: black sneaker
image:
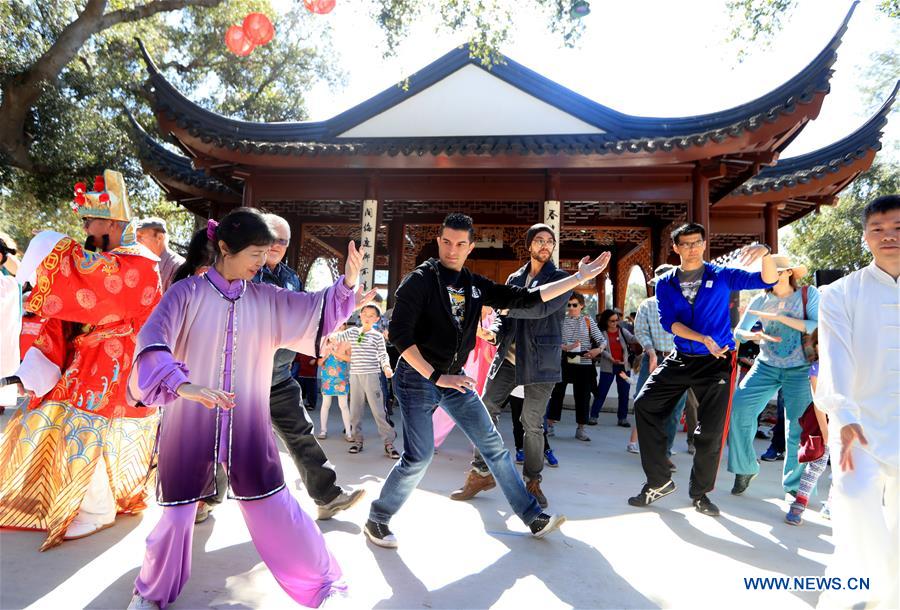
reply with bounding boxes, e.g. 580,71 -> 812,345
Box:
529,512 -> 566,539
364,519 -> 398,548
628,480 -> 676,507
730,473 -> 757,496
692,494 -> 720,517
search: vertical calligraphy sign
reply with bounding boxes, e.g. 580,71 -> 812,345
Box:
543,200 -> 561,266
359,199 -> 379,291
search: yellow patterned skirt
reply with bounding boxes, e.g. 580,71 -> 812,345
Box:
0,402 -> 158,551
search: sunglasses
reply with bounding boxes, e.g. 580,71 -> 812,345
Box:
273,238 -> 289,247
566,303 -> 580,308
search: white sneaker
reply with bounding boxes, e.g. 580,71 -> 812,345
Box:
626,442 -> 639,454
127,594 -> 160,609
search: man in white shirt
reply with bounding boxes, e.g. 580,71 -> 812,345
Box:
815,194 -> 899,609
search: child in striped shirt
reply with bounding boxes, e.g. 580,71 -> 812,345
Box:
330,304 -> 398,458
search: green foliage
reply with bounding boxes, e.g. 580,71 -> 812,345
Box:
623,269 -> 648,316
0,0 -> 340,250
372,0 -> 585,67
782,161 -> 900,273
726,0 -> 899,61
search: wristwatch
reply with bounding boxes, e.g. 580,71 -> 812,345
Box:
428,370 -> 442,384
0,375 -> 21,387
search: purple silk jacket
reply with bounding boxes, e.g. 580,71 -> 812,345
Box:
130,268 -> 354,505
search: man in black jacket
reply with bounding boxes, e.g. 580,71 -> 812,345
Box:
450,224 -> 571,508
364,213 -> 610,548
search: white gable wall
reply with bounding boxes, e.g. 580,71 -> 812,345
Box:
338,64 -> 604,138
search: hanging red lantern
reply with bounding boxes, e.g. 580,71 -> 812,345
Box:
303,0 -> 336,15
225,25 -> 255,57
242,12 -> 275,46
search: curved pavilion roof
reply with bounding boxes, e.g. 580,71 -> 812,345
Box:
132,1 -> 894,228
136,3 -> 864,204
127,111 -> 240,216
716,80 -> 897,225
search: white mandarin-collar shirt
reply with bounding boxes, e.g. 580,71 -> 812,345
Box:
815,262 -> 900,468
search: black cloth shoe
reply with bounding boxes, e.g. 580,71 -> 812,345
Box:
364,519 -> 398,548
529,512 -> 566,539
731,473 -> 757,496
692,494 -> 720,516
628,480 -> 676,507
617,420 -> 631,428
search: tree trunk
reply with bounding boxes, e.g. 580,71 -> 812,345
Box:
0,0 -> 223,172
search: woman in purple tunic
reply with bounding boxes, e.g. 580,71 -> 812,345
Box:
126,208 -> 366,609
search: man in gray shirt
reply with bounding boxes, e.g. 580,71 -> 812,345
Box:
135,217 -> 185,292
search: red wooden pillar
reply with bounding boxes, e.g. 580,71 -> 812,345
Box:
691,163 -> 724,259
765,202 -> 783,253
691,167 -> 711,259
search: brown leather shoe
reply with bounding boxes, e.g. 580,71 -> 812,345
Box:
449,470 -> 496,501
526,478 -> 548,508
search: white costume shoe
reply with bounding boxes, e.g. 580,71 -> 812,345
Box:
63,460 -> 116,539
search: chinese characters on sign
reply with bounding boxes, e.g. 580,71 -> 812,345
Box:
359,199 -> 378,291
544,200 -> 561,266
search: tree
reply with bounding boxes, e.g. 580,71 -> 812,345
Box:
726,0 -> 899,56
0,0 -> 341,249
782,161 -> 900,274
372,0 -> 587,66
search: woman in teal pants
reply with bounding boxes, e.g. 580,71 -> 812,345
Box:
727,255 -> 819,497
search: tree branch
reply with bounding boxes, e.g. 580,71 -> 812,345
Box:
99,0 -> 224,29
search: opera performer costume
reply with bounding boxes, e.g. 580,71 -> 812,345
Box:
129,266 -> 354,608
0,171 -> 161,550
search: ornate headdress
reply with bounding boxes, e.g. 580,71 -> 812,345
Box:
71,169 -> 133,222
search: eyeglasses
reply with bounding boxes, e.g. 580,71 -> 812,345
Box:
566,303 -> 580,308
273,238 -> 289,247
532,238 -> 556,247
677,239 -> 705,250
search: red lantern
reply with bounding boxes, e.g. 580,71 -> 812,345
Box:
225,25 -> 255,57
243,13 -> 275,46
303,0 -> 336,15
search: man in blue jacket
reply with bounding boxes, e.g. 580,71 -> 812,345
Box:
449,224 -> 572,508
628,222 -> 776,516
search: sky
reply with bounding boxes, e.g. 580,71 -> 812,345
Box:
277,0 -> 898,161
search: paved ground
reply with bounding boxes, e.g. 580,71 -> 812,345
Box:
0,402 -> 835,610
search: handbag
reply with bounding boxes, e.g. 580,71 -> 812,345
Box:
798,402 -> 826,463
566,317 -> 598,364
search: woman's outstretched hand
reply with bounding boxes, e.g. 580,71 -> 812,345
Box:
343,241 -> 363,289
176,383 -> 235,410
354,285 -> 378,310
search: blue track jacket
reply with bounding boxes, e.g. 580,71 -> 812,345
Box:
655,262 -> 775,355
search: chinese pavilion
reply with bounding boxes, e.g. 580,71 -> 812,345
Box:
132,2 -> 896,309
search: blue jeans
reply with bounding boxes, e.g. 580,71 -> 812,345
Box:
726,360 -> 812,493
369,360 -> 542,526
590,364 -> 630,421
636,354 -> 688,454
